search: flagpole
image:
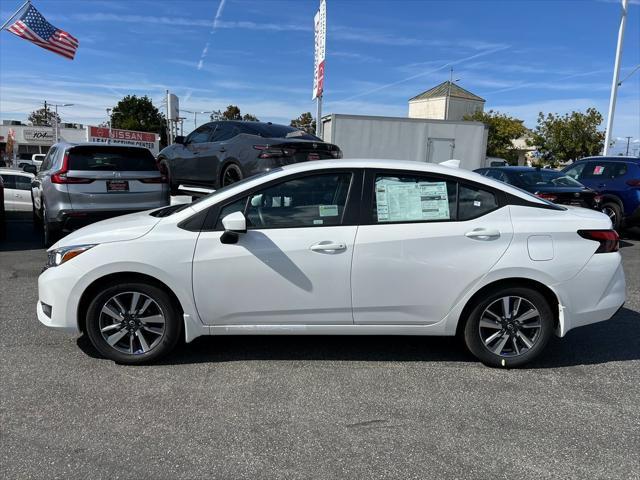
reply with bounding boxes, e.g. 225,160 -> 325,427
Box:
0,0 -> 30,32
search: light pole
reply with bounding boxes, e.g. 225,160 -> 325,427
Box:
46,102 -> 74,142
177,117 -> 186,136
183,110 -> 212,129
444,68 -> 460,121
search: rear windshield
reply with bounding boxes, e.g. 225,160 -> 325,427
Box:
242,123 -> 320,141
68,146 -> 157,171
514,170 -> 583,188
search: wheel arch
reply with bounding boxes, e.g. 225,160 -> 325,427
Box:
77,271 -> 184,335
218,160 -> 243,187
455,277 -> 561,337
599,194 -> 624,209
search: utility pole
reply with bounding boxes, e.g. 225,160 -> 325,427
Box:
625,136 -> 632,156
603,0 -> 629,155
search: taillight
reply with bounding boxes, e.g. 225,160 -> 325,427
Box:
626,179 -> 640,187
253,145 -> 296,158
51,153 -> 94,184
578,229 -> 619,253
535,192 -> 557,202
140,176 -> 167,184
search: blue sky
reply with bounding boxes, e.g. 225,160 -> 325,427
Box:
0,0 -> 638,154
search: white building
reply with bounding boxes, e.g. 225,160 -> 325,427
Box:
408,81 -> 485,121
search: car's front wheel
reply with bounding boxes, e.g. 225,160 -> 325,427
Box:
85,282 -> 181,364
463,287 -> 554,368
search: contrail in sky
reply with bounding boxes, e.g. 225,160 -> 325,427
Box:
197,0 -> 227,71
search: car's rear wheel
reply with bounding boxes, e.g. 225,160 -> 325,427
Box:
463,287 -> 554,368
221,163 -> 243,187
85,282 -> 181,364
42,205 -> 60,247
601,202 -> 622,231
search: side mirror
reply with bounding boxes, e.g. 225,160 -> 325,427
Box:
174,136 -> 186,145
23,164 -> 37,175
220,211 -> 247,244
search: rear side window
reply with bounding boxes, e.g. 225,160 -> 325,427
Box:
458,184 -> 498,220
242,123 -> 320,140
67,146 -> 157,171
582,162 -> 627,179
374,174 -> 457,223
14,175 -> 32,190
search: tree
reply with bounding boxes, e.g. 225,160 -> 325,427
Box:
210,105 -> 259,122
529,108 -> 605,165
109,95 -> 167,145
290,112 -> 316,135
463,110 -> 526,164
28,107 -> 60,126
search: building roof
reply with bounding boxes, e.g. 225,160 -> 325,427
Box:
409,81 -> 485,102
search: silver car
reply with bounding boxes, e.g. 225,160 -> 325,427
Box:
32,143 -> 169,246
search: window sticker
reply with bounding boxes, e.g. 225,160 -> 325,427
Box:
313,219 -> 324,225
473,200 -> 481,207
593,165 -> 604,175
376,179 -> 450,222
319,205 -> 339,217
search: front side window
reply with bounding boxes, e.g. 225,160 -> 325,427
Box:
187,125 -> 214,144
242,173 -> 352,229
15,175 -> 32,190
373,174 -> 457,223
563,163 -> 585,180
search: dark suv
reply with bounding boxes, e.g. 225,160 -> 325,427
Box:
562,156 -> 640,230
157,121 -> 342,193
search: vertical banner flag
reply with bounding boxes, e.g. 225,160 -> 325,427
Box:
5,2 -> 79,60
312,0 -> 326,100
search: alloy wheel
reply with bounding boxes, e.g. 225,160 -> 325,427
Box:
222,164 -> 243,187
602,206 -> 617,225
98,291 -> 166,355
478,296 -> 542,357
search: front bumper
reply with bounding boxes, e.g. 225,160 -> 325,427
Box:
37,262 -> 83,334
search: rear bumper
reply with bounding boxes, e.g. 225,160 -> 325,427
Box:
53,208 -> 165,231
553,253 -> 626,336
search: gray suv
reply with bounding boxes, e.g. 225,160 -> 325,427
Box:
32,143 -> 169,246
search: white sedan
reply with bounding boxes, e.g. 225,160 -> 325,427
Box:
37,160 -> 626,367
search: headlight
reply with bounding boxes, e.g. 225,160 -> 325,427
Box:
45,244 -> 96,269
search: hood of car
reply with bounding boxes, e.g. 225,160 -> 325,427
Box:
50,210 -> 162,250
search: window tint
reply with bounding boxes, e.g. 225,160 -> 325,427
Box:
245,173 -> 352,228
373,174 -> 457,223
242,123 -> 320,140
67,146 -> 157,171
0,174 -> 16,189
515,170 -> 583,187
187,124 -> 214,144
563,163 -> 585,180
458,184 -> 498,220
485,169 -> 508,182
211,123 -> 239,142
215,197 -> 248,229
41,147 -> 56,171
581,162 -> 627,179
14,175 -> 32,190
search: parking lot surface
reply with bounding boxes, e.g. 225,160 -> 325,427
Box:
1,216 -> 639,480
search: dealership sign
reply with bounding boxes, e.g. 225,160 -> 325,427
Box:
87,126 -> 159,154
22,128 -> 54,144
312,0 -> 326,100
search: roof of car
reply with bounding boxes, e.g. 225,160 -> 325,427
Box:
52,141 -> 150,149
0,168 -> 35,177
481,166 -> 562,172
576,156 -> 640,163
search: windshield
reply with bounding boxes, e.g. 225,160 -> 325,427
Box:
68,146 -> 157,171
515,170 -> 583,188
242,123 -> 320,140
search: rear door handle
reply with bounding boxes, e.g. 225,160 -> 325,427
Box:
310,241 -> 347,253
465,228 -> 501,241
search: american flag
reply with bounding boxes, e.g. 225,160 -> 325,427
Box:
7,3 -> 79,60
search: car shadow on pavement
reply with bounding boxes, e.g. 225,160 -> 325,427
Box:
0,217 -> 43,252
76,307 -> 640,368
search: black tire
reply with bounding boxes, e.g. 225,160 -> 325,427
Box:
85,282 -> 181,364
159,159 -> 178,196
601,202 -> 622,231
31,195 -> 41,227
463,286 -> 554,368
42,205 -> 60,248
220,163 -> 243,188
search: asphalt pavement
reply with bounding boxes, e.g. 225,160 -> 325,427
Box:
1,215 -> 639,480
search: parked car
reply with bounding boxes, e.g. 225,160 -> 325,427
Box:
157,120 -> 342,194
0,167 -> 35,211
562,156 -> 640,230
37,159 -> 624,367
0,175 -> 5,236
32,143 -> 170,246
32,153 -> 46,170
475,166 -> 601,211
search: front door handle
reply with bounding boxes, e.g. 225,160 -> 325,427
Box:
465,228 -> 501,241
219,147 -> 226,153
310,241 -> 347,253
